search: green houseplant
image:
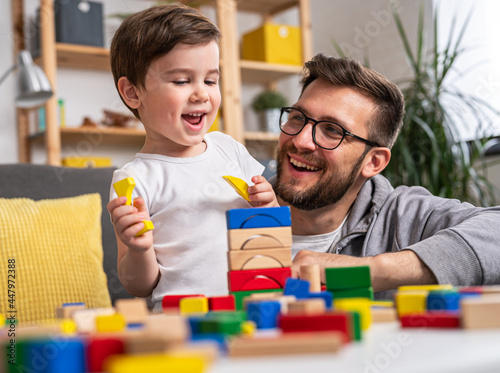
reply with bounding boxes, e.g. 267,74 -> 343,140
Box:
252,90 -> 288,133
334,3 -> 499,206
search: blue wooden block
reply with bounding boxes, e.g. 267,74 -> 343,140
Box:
247,300 -> 281,329
427,291 -> 461,311
190,333 -> 227,352
26,338 -> 85,373
309,291 -> 334,309
226,206 -> 291,229
283,278 -> 310,299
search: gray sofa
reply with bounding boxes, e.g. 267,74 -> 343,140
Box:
0,163 -> 133,304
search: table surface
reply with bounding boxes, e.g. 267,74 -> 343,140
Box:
210,322 -> 500,373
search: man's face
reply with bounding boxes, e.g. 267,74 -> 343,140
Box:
274,79 -> 377,210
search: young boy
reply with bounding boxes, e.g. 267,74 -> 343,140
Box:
107,3 -> 279,311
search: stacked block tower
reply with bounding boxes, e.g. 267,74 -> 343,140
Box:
225,206 -> 293,310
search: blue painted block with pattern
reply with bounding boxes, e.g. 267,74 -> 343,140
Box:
309,291 -> 334,309
247,300 -> 281,329
226,206 -> 291,229
427,290 -> 461,311
284,278 -> 310,299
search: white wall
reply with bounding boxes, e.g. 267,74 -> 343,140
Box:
2,0 -> 485,167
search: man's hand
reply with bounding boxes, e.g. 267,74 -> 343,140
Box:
248,175 -> 280,207
292,249 -> 437,292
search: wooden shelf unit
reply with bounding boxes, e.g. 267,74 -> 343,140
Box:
13,0 -> 311,164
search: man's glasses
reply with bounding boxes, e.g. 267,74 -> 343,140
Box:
279,107 -> 382,150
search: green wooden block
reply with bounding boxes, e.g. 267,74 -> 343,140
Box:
349,311 -> 362,341
333,287 -> 374,300
325,266 -> 371,291
199,318 -> 242,335
231,289 -> 282,310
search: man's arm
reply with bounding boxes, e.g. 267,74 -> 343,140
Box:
292,249 -> 437,292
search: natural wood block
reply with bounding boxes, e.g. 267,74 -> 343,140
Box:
115,298 -> 149,324
461,294 -> 500,329
228,248 -> 292,270
227,331 -> 343,357
288,299 -> 326,315
144,314 -> 190,342
228,226 -> 292,250
56,303 -> 86,319
300,264 -> 321,292
371,307 -> 398,323
72,308 -> 115,333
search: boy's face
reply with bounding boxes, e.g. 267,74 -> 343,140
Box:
136,40 -> 221,157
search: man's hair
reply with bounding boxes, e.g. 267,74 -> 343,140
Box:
110,3 -> 221,119
300,54 -> 405,149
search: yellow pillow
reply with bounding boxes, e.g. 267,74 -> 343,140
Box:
0,193 -> 111,324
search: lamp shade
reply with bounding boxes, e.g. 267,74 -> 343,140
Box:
15,50 -> 53,108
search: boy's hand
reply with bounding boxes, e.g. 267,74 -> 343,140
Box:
107,196 -> 153,252
247,175 -> 279,207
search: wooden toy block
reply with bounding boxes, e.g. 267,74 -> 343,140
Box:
300,264 -> 321,292
247,300 -> 281,329
401,312 -> 460,328
371,300 -> 394,307
371,307 -> 398,323
199,317 -> 242,335
113,177 -> 154,236
72,307 -> 115,333
167,342 -> 220,364
334,298 -> 372,330
287,298 -> 326,315
227,331 -> 344,357
458,286 -> 483,295
222,175 -> 251,201
395,291 -> 429,317
179,297 -> 209,315
162,294 -> 204,311
87,337 -> 125,373
349,311 -> 362,341
283,278 -> 310,299
325,266 -> 371,291
333,287 -> 374,300
115,298 -> 149,324
208,295 -> 236,311
231,289 -> 282,310
279,312 -> 353,343
398,284 -> 454,292
228,248 -> 292,270
56,302 -> 86,319
144,313 -> 190,342
241,320 -> 257,335
426,290 -> 461,311
461,294 -> 500,329
228,226 -> 292,250
104,353 -> 207,373
25,338 -> 86,373
96,313 -> 126,333
309,291 -> 334,309
226,206 -> 291,229
228,267 -> 291,292
125,334 -> 182,354
113,177 -> 136,205
480,285 -> 500,294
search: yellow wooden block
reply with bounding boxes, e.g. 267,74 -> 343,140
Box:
104,353 -> 206,373
135,220 -> 155,237
95,313 -> 126,332
60,319 -> 77,334
334,298 -> 372,330
0,314 -> 4,327
398,284 -> 454,292
113,177 -> 136,205
242,23 -> 302,65
179,297 -> 209,315
62,156 -> 112,168
395,291 -> 429,317
222,175 -> 250,201
370,300 -> 394,308
228,226 -> 292,250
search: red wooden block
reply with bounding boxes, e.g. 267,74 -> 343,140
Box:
87,337 -> 124,372
400,312 -> 460,328
458,286 -> 483,295
161,294 -> 204,310
208,295 -> 236,311
228,267 -> 291,292
278,312 -> 352,343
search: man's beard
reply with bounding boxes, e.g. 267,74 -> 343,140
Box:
274,144 -> 367,211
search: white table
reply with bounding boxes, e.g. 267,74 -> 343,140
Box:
210,322 -> 500,373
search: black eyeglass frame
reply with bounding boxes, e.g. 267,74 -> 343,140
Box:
279,107 -> 382,150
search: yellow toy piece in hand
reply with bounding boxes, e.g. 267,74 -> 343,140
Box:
113,177 -> 155,237
222,175 -> 250,202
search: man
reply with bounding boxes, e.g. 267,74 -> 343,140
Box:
274,54 -> 500,298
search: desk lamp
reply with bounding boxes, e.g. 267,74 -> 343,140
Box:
0,50 -> 53,108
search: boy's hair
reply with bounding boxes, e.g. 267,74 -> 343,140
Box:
110,3 -> 221,119
300,54 -> 405,149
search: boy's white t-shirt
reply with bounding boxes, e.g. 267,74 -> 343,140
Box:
110,132 -> 264,310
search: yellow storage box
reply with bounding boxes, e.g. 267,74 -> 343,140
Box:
62,156 -> 112,168
242,23 -> 302,65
